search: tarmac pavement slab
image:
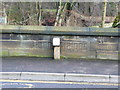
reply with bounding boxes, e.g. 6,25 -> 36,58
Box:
2,57 -> 118,75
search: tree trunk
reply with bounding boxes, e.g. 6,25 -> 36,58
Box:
4,8 -> 7,24
58,3 -> 67,26
101,0 -> 107,28
115,2 -> 118,16
54,0 -> 62,26
66,16 -> 70,26
38,2 -> 42,25
36,2 -> 42,26
65,2 -> 73,26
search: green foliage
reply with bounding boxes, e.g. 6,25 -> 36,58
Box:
109,2 -> 116,8
112,12 -> 120,28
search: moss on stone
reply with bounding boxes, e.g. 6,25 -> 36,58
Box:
0,51 -> 9,56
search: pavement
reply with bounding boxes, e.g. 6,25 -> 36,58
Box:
2,57 -> 119,75
1,57 -> 119,83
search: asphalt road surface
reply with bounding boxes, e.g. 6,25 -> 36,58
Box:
1,79 -> 119,88
2,57 -> 118,75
